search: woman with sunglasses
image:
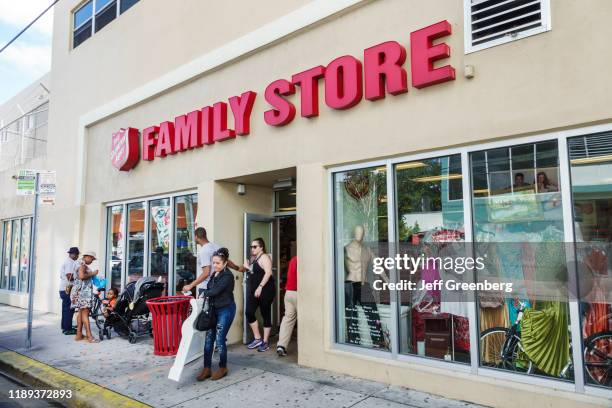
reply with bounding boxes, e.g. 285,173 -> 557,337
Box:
197,247 -> 236,381
242,238 -> 275,352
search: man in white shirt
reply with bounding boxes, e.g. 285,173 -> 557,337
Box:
60,247 -> 79,335
182,227 -> 240,296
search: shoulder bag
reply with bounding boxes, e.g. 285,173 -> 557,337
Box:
195,296 -> 216,331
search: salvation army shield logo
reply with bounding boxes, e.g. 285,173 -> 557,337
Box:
111,128 -> 140,171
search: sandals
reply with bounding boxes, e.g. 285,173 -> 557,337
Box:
86,337 -> 99,343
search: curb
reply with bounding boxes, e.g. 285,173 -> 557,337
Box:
0,350 -> 151,408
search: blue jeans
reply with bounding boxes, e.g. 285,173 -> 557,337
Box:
59,290 -> 74,331
204,302 -> 236,369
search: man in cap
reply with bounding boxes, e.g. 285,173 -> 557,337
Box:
59,247 -> 79,335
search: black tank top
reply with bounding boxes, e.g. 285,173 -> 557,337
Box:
250,256 -> 275,294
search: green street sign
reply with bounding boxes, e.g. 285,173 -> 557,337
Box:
16,169 -> 36,196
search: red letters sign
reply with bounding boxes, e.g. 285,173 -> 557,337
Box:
112,21 -> 455,171
111,127 -> 140,171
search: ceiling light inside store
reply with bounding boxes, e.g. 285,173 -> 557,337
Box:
570,154 -> 612,165
411,174 -> 462,183
396,162 -> 427,170
273,178 -> 294,190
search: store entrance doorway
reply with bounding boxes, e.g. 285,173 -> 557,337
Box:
243,194 -> 297,356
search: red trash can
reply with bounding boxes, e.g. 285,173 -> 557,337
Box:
146,296 -> 191,356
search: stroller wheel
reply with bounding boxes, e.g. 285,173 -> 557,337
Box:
105,328 -> 112,340
98,329 -> 104,341
128,333 -> 137,344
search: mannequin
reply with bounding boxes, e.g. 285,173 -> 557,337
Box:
344,225 -> 373,283
343,225 -> 385,348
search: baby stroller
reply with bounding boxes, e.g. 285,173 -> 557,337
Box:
101,277 -> 164,343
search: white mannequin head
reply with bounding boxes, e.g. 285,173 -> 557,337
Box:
353,225 -> 364,242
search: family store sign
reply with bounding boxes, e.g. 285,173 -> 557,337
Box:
111,21 -> 456,171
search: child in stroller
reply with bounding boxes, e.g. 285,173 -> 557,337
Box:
100,277 -> 164,343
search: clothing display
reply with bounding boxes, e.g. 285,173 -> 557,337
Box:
521,301 -> 570,377
344,281 -> 385,347
480,305 -> 510,364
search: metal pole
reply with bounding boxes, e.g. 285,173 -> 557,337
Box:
25,172 -> 39,350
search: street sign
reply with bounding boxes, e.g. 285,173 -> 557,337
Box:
38,171 -> 56,205
38,171 -> 56,195
16,169 -> 36,196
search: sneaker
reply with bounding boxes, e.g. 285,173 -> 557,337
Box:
247,338 -> 263,349
276,346 -> 287,357
257,342 -> 269,352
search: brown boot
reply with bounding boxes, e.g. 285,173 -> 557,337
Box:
211,367 -> 228,380
196,367 -> 211,382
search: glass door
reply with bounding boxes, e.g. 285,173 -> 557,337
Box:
243,213 -> 276,344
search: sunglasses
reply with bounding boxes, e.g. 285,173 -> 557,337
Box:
250,245 -> 260,249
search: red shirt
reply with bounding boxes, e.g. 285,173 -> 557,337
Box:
285,256 -> 297,291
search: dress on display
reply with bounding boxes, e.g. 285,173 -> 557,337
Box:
520,228 -> 571,377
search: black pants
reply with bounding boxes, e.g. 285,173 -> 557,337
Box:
59,290 -> 74,331
344,281 -> 384,346
245,286 -> 275,327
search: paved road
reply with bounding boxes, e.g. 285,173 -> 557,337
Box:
0,372 -> 64,408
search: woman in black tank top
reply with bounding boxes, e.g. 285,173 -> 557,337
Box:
241,238 -> 275,352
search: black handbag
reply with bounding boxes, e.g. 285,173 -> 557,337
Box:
195,297 -> 216,331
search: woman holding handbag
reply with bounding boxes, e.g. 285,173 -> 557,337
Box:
196,247 -> 236,382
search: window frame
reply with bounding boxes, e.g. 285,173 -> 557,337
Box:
463,0 -> 552,54
103,190 -> 197,294
0,216 -> 34,295
93,0 -> 118,33
328,123 -> 612,398
72,0 -> 139,49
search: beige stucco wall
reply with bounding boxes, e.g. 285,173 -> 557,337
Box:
4,0 -> 612,406
24,0 -> 313,315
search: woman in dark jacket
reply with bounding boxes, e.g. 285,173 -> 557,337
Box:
197,247 -> 236,381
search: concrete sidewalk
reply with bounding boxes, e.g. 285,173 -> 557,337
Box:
0,304 -> 485,408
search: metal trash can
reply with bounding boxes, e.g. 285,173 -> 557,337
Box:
146,296 -> 191,356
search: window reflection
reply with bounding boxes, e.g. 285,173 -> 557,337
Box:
472,140 -> 573,381
2,222 -> 11,290
127,202 -> 145,283
107,205 -> 124,290
333,167 -> 390,351
569,132 -> 612,388
174,195 -> 198,295
149,198 -> 170,291
19,218 -> 31,292
395,155 -> 470,363
10,219 -> 20,291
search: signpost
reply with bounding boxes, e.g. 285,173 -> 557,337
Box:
14,169 -> 53,349
16,169 -> 36,196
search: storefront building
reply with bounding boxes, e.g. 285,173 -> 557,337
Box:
1,1 -> 611,406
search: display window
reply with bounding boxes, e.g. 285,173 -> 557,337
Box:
333,166 -> 390,351
149,198 -> 171,285
106,205 -> 124,290
569,132 -> 612,389
330,130 -> 612,391
104,192 -> 197,294
471,140 -> 573,381
173,195 -> 198,294
0,217 -> 33,293
395,155 -> 470,363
